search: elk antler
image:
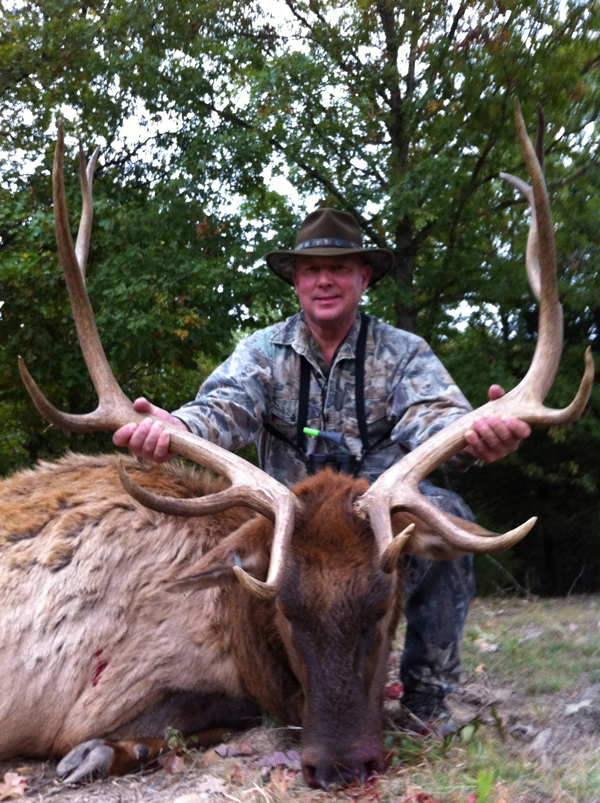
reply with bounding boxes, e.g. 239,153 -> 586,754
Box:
358,99 -> 594,569
19,120 -> 296,600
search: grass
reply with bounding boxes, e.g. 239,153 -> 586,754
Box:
381,596 -> 600,802
461,597 -> 600,694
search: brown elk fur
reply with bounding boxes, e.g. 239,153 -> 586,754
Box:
0,454 -> 402,787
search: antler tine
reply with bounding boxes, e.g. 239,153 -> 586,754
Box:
19,121 -> 298,600
499,172 -> 541,302
75,140 -> 100,282
117,454 -> 297,601
117,460 -> 276,522
357,98 -> 594,561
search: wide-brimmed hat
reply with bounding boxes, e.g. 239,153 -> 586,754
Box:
266,208 -> 394,288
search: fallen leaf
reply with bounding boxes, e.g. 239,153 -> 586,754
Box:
256,750 -> 302,770
159,752 -> 185,774
474,663 -> 486,675
231,740 -> 253,756
266,766 -> 295,794
226,765 -> 245,785
554,777 -> 562,803
214,740 -> 253,758
0,772 -> 27,800
564,699 -> 592,716
202,749 -> 220,766
460,724 -> 476,743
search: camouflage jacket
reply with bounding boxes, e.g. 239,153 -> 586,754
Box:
172,311 -> 475,487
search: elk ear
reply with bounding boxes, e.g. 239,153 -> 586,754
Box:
391,512 -> 471,561
167,518 -> 272,593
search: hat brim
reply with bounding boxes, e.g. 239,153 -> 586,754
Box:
266,247 -> 394,288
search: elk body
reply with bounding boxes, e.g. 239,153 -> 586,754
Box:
0,454 -> 402,788
0,101 -> 593,789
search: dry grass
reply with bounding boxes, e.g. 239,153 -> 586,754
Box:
4,596 -> 600,803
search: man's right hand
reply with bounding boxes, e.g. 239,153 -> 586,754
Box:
112,398 -> 188,463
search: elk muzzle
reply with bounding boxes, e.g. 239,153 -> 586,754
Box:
301,732 -> 386,789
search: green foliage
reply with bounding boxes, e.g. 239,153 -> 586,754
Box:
1,0 -> 599,590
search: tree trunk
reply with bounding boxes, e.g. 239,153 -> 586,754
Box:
393,216 -> 417,333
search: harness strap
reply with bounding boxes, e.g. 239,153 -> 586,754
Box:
296,353 -> 312,453
354,313 -> 370,454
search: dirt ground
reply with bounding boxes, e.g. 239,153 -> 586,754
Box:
3,596 -> 600,803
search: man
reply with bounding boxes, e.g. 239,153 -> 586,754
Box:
114,208 -> 529,732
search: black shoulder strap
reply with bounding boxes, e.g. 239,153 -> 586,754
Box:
262,354 -> 312,456
355,313 -> 369,454
296,354 -> 312,453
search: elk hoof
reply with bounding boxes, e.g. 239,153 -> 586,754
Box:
133,742 -> 150,761
56,739 -> 114,784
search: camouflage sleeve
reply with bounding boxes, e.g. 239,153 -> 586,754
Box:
170,334 -> 273,452
389,339 -> 476,471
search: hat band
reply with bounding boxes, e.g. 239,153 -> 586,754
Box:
295,238 -> 361,251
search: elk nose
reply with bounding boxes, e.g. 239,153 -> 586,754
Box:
303,757 -> 380,789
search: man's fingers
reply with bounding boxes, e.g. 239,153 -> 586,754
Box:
135,419 -> 164,459
473,417 -> 503,450
464,414 -> 531,463
152,431 -> 172,462
476,416 -> 516,446
112,423 -> 137,448
503,417 -> 532,440
133,397 -> 182,427
133,397 -> 154,414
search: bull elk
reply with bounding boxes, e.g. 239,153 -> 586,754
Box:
0,100 -> 593,790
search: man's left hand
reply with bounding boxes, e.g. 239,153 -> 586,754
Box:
463,385 -> 531,464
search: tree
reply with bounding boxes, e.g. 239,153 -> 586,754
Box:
1,0 -> 599,591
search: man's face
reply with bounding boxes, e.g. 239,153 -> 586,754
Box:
292,255 -> 371,331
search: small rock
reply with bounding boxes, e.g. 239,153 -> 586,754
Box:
474,638 -> 499,653
508,724 -> 538,740
526,727 -> 553,759
565,699 -> 592,716
518,628 -> 543,645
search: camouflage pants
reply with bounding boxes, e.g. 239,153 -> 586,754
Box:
400,480 -> 476,700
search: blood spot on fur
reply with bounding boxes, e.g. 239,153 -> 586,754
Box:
92,660 -> 109,686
